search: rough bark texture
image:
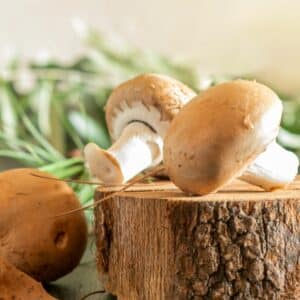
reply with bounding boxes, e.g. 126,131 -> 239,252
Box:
95,178 -> 300,300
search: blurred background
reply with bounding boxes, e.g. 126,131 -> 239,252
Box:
1,1 -> 300,298
0,0 -> 300,211
2,0 -> 300,93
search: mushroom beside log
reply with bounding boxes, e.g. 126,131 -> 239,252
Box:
164,80 -> 299,195
0,168 -> 88,282
0,256 -> 57,300
84,73 -> 196,184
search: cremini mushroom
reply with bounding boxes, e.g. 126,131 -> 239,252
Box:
164,80 -> 299,195
84,73 -> 196,184
0,256 -> 57,300
0,168 -> 88,282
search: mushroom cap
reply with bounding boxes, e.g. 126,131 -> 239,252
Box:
0,256 -> 57,299
105,73 -> 196,141
0,168 -> 88,282
164,80 -> 283,195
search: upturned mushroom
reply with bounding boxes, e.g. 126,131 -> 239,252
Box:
164,80 -> 299,195
84,73 -> 196,184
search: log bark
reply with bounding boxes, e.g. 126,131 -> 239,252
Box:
95,178 -> 300,300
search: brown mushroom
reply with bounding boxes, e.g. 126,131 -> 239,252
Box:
164,80 -> 299,195
0,168 -> 88,282
84,73 -> 196,184
0,256 -> 56,299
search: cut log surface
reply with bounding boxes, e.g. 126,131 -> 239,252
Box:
95,177 -> 300,300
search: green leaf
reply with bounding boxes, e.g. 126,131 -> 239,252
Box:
52,165 -> 84,179
21,114 -> 64,161
278,128 -> 300,150
40,157 -> 84,173
68,111 -> 110,149
0,149 -> 40,166
30,80 -> 53,136
0,132 -> 55,163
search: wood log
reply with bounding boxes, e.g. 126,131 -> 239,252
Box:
95,177 -> 300,300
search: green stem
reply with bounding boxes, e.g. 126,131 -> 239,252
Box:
77,184 -> 96,204
22,114 -> 64,161
50,165 -> 84,179
40,157 -> 83,173
0,150 -> 39,165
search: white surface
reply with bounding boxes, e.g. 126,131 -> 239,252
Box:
110,122 -> 163,182
1,0 -> 300,93
242,142 -> 299,189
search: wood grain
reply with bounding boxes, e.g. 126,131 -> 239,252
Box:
95,177 -> 300,300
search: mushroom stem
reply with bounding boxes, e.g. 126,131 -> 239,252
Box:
240,141 -> 299,190
84,122 -> 163,184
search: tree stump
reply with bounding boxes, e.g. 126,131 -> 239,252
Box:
95,178 -> 300,300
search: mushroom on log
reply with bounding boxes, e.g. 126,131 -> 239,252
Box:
84,73 -> 196,184
94,80 -> 300,300
164,80 -> 299,195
